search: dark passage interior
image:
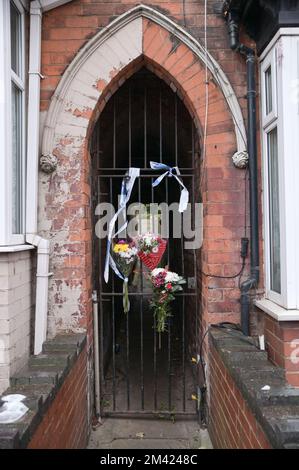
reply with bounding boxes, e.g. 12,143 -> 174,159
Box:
91,67 -> 201,417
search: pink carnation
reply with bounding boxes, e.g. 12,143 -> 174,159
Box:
152,271 -> 167,288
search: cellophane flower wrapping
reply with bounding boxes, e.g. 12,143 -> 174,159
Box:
134,233 -> 167,270
111,240 -> 138,313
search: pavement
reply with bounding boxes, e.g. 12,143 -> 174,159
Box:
88,418 -> 213,449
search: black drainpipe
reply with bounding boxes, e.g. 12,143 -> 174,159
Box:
227,11 -> 259,336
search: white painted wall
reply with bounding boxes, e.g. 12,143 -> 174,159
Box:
0,250 -> 34,393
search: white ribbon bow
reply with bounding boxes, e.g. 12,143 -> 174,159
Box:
150,161 -> 189,212
104,167 -> 140,283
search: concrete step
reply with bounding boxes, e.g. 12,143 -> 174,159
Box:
42,333 -> 85,354
88,418 -> 213,449
10,365 -> 61,387
28,352 -> 70,368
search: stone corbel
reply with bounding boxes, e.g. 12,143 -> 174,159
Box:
39,154 -> 58,174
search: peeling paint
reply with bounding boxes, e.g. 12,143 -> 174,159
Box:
72,107 -> 93,119
94,78 -> 108,92
109,66 -> 122,80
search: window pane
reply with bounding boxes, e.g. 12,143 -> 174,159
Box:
10,1 -> 21,75
11,82 -> 23,234
267,127 -> 281,293
265,66 -> 272,115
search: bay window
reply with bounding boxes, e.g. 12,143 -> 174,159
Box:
260,31 -> 299,311
0,0 -> 26,246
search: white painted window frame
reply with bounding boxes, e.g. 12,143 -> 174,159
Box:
260,32 -> 299,310
261,49 -> 278,126
0,0 -> 26,246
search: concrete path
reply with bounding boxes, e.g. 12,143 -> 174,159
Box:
88,418 -> 213,449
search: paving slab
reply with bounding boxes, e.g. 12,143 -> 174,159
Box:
88,418 -> 213,449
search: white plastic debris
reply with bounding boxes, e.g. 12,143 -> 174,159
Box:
261,385 -> 271,391
0,394 -> 29,424
258,334 -> 265,351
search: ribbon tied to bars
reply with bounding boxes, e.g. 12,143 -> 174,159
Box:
104,163 -> 188,283
104,167 -> 140,284
150,161 -> 189,213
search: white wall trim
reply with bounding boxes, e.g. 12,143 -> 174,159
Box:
41,4 -> 247,157
26,1 -> 42,235
255,299 -> 299,322
0,244 -> 35,252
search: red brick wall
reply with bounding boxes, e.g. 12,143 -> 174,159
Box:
264,314 -> 299,387
28,346 -> 88,449
40,0 -> 251,112
208,346 -> 271,449
40,0 -> 259,332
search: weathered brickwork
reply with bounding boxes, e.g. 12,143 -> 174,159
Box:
40,0 -> 251,112
209,345 -> 272,449
28,344 -> 88,449
0,250 -> 35,394
39,1 -> 256,341
264,314 -> 299,387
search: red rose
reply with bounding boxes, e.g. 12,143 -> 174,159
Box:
166,283 -> 172,290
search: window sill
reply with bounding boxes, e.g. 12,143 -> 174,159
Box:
0,244 -> 35,253
254,298 -> 299,321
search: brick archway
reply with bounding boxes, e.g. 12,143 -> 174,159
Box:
40,5 -> 247,337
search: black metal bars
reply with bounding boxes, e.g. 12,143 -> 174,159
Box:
91,68 -> 199,418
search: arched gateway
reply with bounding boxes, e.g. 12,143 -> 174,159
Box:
39,5 -> 247,415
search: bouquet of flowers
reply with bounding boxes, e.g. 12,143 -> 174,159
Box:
134,233 -> 167,270
111,240 -> 138,313
150,268 -> 186,333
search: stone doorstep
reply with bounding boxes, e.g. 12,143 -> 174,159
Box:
0,333 -> 87,449
88,418 -> 213,450
210,328 -> 299,449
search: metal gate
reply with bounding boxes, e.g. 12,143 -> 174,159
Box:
91,68 -> 201,418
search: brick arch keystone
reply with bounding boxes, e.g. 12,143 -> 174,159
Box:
40,4 -> 247,336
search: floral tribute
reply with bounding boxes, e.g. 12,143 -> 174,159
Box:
134,233 -> 167,270
150,268 -> 186,334
111,240 -> 138,313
